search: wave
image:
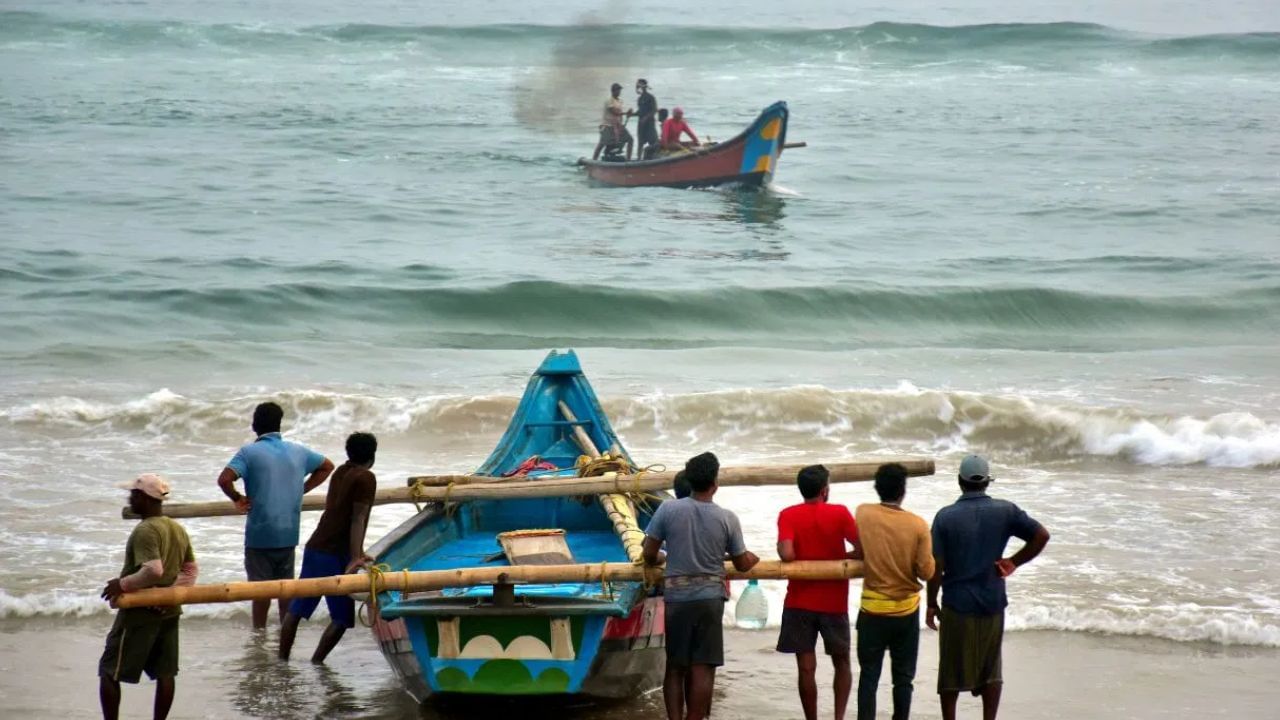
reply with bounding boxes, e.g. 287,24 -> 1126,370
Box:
0,588 -> 245,620
1007,603 -> 1280,647
8,587 -> 1275,647
3,12 -> 1277,67
12,281 -> 1280,352
7,385 -> 1280,468
725,585 -> 1280,647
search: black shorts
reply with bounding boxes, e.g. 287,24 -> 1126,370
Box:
599,125 -> 633,146
665,598 -> 725,667
99,610 -> 180,683
245,546 -> 295,582
776,608 -> 851,656
638,121 -> 658,147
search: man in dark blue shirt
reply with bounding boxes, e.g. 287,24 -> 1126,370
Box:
926,455 -> 1050,720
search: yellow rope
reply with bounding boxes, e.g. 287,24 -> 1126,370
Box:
599,560 -> 613,599
409,478 -> 429,514
442,481 -> 459,518
358,563 -> 393,628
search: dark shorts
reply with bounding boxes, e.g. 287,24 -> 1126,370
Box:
638,121 -> 658,146
245,546 -> 295,582
599,124 -> 633,146
937,608 -> 1003,693
665,598 -> 725,667
99,610 -> 179,683
776,607 -> 851,656
288,548 -> 355,629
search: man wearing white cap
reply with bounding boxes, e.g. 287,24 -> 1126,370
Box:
99,474 -> 198,720
926,455 -> 1050,720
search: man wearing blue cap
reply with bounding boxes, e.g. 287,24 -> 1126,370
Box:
926,455 -> 1050,720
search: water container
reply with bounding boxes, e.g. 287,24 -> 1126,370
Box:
735,579 -> 769,629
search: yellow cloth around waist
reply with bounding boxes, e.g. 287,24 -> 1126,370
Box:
860,589 -> 920,616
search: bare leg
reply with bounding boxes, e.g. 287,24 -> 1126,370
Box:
279,612 -> 301,660
99,676 -> 121,720
832,653 -> 852,720
251,599 -> 270,630
981,683 -> 1002,720
686,664 -> 716,720
663,666 -> 686,720
795,652 -> 819,720
153,676 -> 175,720
277,598 -> 288,624
593,140 -> 605,161
311,622 -> 347,664
940,690 -> 959,720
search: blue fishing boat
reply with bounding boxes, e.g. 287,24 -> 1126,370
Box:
366,350 -> 666,703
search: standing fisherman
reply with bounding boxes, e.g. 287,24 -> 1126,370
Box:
99,474 -> 198,720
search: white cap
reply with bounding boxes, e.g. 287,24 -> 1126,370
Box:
118,473 -> 171,501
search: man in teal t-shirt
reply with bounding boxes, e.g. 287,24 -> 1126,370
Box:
217,401 -> 333,629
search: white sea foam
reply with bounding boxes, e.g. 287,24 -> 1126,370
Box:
7,386 -> 1280,468
0,589 -> 246,620
1007,603 -> 1280,647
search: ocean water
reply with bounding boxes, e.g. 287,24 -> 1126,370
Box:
2,0 -> 1280,716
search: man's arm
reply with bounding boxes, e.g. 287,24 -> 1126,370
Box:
303,457 -> 335,494
217,467 -> 250,513
915,522 -> 936,582
997,525 -> 1050,577
175,560 -> 199,587
776,510 -> 796,562
925,559 -> 943,630
731,549 -> 760,572
685,126 -> 700,144
926,520 -> 944,630
642,536 -> 665,566
345,502 -> 373,573
845,508 -> 863,560
776,540 -> 796,562
727,512 -> 759,572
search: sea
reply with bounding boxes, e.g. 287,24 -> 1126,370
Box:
2,0 -> 1279,717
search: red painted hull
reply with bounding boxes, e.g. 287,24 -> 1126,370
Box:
578,102 -> 789,189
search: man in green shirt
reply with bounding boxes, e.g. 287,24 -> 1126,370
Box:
99,474 -> 198,720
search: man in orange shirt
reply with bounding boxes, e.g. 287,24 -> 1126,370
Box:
854,462 -> 936,720
776,465 -> 862,720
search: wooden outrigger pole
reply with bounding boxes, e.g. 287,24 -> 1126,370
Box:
116,559 -> 864,609
122,459 -> 935,519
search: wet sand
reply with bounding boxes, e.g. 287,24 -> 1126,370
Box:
3,617 -> 1277,719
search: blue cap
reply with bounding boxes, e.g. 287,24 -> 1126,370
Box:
958,454 -> 992,483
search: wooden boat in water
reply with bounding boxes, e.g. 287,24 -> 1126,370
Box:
366,350 -> 666,702
578,101 -> 790,188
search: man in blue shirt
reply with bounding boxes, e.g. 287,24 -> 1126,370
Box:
216,402 -> 334,629
926,454 -> 1050,720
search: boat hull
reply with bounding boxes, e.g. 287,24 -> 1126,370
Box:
579,101 -> 789,188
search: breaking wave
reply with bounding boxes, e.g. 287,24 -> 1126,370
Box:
6,385 -> 1280,468
3,12 -> 1278,70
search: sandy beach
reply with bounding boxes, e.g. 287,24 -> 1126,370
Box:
4,617 -> 1277,719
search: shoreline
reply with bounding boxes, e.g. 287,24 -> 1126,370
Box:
3,617 -> 1277,719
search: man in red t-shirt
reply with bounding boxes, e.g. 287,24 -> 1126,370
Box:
660,106 -> 700,151
776,464 -> 862,720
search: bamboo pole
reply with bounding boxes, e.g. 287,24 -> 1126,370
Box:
116,558 -> 863,608
126,459 -> 935,519
556,401 -> 646,566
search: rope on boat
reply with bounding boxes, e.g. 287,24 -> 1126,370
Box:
409,477 -> 459,517
358,563 -> 394,628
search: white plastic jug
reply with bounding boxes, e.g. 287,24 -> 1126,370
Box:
734,579 -> 768,629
